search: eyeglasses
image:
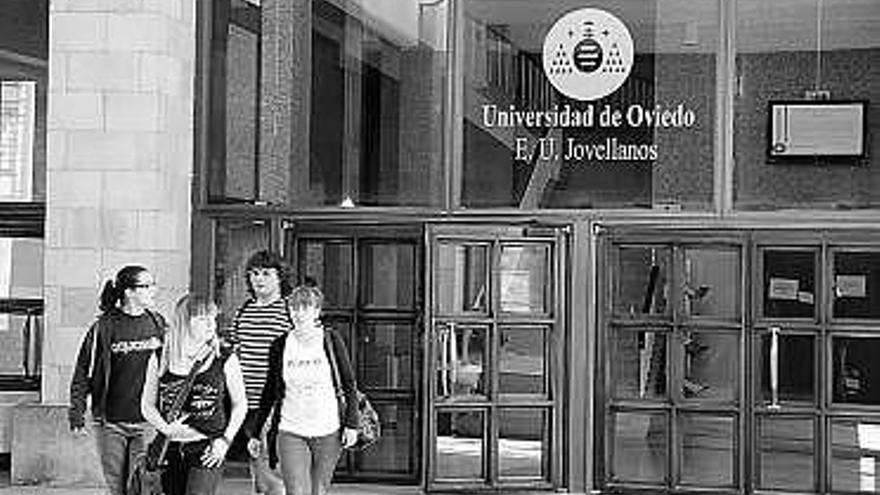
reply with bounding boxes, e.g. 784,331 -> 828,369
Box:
247,268 -> 278,278
132,282 -> 155,289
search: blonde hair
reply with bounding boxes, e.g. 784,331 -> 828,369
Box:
288,285 -> 324,309
162,293 -> 219,373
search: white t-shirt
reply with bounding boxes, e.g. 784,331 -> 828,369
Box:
278,335 -> 340,437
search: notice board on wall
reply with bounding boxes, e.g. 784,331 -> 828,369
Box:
767,100 -> 868,160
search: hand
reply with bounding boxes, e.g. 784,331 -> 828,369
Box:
201,437 -> 230,468
163,414 -> 191,440
71,426 -> 89,438
247,438 -> 263,459
341,427 -> 358,449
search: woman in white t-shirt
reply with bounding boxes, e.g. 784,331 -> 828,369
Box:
247,285 -> 358,495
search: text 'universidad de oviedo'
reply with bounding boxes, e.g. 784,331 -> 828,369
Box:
482,103 -> 697,163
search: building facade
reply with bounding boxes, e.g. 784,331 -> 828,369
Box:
2,0 -> 880,493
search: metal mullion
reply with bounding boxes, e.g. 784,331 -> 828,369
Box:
669,244 -> 685,489
818,238 -> 830,494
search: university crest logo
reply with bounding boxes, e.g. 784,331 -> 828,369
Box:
542,8 -> 634,101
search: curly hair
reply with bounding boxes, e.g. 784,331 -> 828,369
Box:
244,250 -> 293,298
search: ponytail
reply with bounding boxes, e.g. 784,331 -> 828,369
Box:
98,280 -> 120,313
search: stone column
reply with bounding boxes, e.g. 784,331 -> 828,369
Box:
13,0 -> 196,486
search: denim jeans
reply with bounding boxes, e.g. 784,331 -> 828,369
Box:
93,420 -> 150,495
246,411 -> 284,495
276,430 -> 342,495
162,440 -> 224,495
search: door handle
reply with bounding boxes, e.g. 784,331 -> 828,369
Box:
769,326 -> 780,410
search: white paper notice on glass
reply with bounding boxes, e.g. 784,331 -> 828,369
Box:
836,274 -> 867,298
768,278 -> 799,301
500,270 -> 532,313
797,291 -> 815,305
858,424 -> 880,451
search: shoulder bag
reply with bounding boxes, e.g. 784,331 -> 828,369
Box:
325,334 -> 381,450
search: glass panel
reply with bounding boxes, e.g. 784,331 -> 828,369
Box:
354,402 -> 413,474
359,322 -> 413,389
611,328 -> 666,399
436,244 -> 488,314
610,410 -> 667,484
831,418 -> 880,493
298,240 -> 353,308
833,251 -> 880,319
498,245 -> 548,314
218,22 -> 259,203
498,408 -> 548,479
683,247 -> 741,319
461,0 -> 717,209
435,324 -> 487,399
762,249 -> 817,319
756,332 -> 815,404
291,0 -> 447,207
0,81 -> 36,202
679,414 -> 735,487
734,0 -> 880,210
436,410 -> 486,481
833,337 -> 880,405
614,246 -> 671,318
756,416 -> 815,492
680,330 -> 739,401
0,312 -> 42,378
214,219 -> 270,330
360,243 -> 415,309
0,237 -> 42,302
499,327 -> 546,396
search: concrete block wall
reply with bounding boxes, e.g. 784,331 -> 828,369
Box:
13,0 -> 197,486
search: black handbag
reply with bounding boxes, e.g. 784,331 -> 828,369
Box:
127,349 -> 212,495
325,334 -> 381,450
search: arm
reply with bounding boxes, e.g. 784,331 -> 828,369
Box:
331,330 -> 359,429
222,354 -> 247,443
68,323 -> 97,431
140,353 -> 170,434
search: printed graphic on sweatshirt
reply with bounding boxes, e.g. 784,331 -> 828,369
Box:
110,336 -> 162,355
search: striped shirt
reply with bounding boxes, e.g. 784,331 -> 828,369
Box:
228,298 -> 291,410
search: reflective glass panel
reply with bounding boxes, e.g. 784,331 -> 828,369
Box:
734,0 -> 880,210
611,328 -> 666,399
611,410 -> 667,483
679,414 -> 735,487
214,219 -> 270,329
680,331 -> 739,401
359,322 -> 413,389
498,327 -> 546,396
360,243 -> 415,309
435,324 -> 487,399
683,247 -> 741,320
833,251 -> 880,319
354,402 -> 413,474
298,240 -> 353,308
762,249 -> 817,319
288,0 -> 447,207
498,408 -> 548,479
756,332 -> 815,404
614,246 -> 671,318
0,81 -> 38,202
436,244 -> 489,314
461,0 -> 717,209
831,418 -> 880,493
832,337 -> 880,405
498,245 -> 549,314
757,416 -> 815,492
436,410 -> 486,480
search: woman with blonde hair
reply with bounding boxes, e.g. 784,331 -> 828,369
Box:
141,294 -> 247,495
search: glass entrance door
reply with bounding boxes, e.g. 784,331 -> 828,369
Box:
426,224 -> 566,491
600,234 -> 746,492
286,224 -> 422,482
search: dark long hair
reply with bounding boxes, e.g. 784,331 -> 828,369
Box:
99,265 -> 148,313
244,250 -> 293,298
